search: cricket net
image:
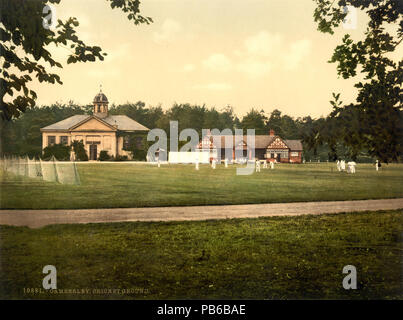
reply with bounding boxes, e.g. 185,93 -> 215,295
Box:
1,155 -> 80,185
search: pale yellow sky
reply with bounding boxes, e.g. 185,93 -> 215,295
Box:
28,0 -> 402,118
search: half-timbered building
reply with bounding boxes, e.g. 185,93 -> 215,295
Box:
197,129 -> 303,163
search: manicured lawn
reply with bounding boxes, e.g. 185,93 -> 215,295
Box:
1,163 -> 403,209
0,210 -> 402,299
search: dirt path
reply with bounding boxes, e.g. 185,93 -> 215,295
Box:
1,198 -> 403,228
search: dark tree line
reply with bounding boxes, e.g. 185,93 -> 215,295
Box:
0,101 -> 383,162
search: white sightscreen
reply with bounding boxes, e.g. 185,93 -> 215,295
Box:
168,151 -> 210,164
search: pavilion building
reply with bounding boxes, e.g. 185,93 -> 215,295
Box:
197,129 -> 303,163
40,90 -> 149,160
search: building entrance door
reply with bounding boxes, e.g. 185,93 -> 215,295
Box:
90,144 -> 97,160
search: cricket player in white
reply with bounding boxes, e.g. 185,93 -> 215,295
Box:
336,160 -> 341,172
270,161 -> 274,170
224,158 -> 228,168
351,161 -> 356,173
375,160 -> 379,171
340,160 -> 346,171
255,159 -> 261,172
347,161 -> 356,173
212,159 -> 216,169
263,161 -> 268,169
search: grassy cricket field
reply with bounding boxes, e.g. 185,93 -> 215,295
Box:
1,162 -> 403,209
0,163 -> 402,299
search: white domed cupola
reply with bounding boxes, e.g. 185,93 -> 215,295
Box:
93,88 -> 109,118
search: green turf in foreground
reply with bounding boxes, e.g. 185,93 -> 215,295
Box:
1,163 -> 403,209
0,210 -> 402,299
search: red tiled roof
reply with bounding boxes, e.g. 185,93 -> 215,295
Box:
199,135 -> 302,151
285,140 -> 303,151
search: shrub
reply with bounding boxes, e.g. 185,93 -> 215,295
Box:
115,155 -> 128,161
71,141 -> 88,161
132,149 -> 147,161
121,133 -> 148,161
99,150 -> 111,161
42,143 -> 71,161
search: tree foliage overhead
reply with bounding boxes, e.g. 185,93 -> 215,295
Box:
0,0 -> 151,121
312,0 -> 403,162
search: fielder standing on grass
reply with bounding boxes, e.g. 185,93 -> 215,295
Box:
211,158 -> 216,169
255,159 -> 261,172
375,160 -> 381,171
346,161 -> 356,174
336,160 -> 341,172
340,160 -> 346,171
351,161 -> 356,173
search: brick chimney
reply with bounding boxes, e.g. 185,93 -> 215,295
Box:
269,129 -> 275,136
